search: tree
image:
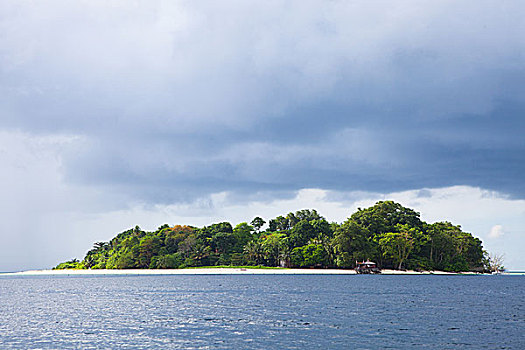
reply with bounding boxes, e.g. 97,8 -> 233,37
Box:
261,233 -> 288,266
93,241 -> 109,250
425,222 -> 457,268
295,209 -> 323,222
156,253 -> 184,269
53,259 -> 83,270
425,222 -> 484,271
179,234 -> 197,258
250,217 -> 266,233
233,222 -> 254,252
486,252 -> 505,273
133,225 -> 144,237
211,232 -> 236,254
379,224 -> 421,270
165,231 -> 187,254
351,201 -> 423,236
198,222 -> 233,239
137,236 -> 161,268
115,252 -> 135,269
289,220 -> 317,247
291,244 -> 329,267
190,245 -> 212,266
309,235 -> 336,266
333,220 -> 374,268
244,240 -> 264,265
268,216 -> 290,231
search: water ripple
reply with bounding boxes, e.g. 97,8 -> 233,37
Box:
0,275 -> 523,349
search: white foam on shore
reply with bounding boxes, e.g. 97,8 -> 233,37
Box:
0,268 -> 486,276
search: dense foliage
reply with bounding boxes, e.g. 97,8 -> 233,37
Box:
55,201 -> 489,272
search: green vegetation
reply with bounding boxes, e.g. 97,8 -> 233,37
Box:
54,259 -> 84,270
54,201 -> 491,272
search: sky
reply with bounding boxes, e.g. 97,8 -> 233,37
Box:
1,1 -> 524,271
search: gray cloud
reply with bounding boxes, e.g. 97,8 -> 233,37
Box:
1,0 -> 525,205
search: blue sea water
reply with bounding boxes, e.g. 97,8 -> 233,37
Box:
0,275 -> 523,349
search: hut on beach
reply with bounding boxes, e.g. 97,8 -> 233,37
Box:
355,260 -> 381,274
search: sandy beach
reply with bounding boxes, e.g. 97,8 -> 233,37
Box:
0,268 -> 482,276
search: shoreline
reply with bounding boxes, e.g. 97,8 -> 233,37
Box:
0,268 -> 492,276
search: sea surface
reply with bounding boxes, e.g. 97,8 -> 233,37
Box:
0,274 -> 523,349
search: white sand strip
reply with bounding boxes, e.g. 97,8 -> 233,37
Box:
0,268 -> 487,276
1,268 -> 357,276
379,269 -> 477,275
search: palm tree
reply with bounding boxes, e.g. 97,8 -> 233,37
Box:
279,244 -> 291,268
244,240 -> 263,265
309,235 -> 336,267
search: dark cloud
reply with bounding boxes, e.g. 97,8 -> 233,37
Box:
1,1 -> 525,204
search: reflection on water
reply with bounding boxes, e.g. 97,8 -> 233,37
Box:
0,275 -> 523,349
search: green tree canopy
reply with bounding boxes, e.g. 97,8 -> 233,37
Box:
55,201 -> 487,273
250,217 -> 265,233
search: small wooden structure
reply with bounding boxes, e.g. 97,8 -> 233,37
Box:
355,260 -> 381,274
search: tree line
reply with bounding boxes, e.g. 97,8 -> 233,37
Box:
55,201 -> 492,272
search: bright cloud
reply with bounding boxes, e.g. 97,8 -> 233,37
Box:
489,225 -> 505,239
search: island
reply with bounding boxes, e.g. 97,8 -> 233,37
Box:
55,201 -> 499,273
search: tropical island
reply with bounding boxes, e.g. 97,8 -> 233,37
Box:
55,201 -> 499,273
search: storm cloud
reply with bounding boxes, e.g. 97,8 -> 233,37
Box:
2,1 -> 524,204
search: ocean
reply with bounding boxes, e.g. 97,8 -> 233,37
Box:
0,274 -> 523,349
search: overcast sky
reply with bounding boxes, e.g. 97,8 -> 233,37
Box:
1,1 -> 524,271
